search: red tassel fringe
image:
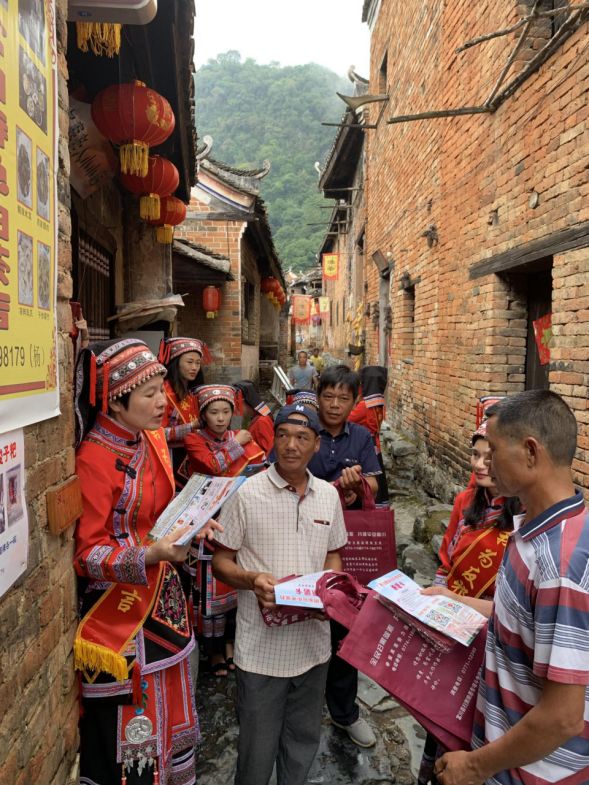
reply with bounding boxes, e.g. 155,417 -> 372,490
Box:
132,661 -> 142,706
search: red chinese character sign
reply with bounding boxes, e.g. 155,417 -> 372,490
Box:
0,0 -> 59,432
532,312 -> 552,366
322,253 -> 339,281
0,429 -> 28,597
291,295 -> 312,324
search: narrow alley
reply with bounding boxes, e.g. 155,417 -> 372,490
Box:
1,1 -> 589,784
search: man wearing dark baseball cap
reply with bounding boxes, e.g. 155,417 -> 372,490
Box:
212,403 -> 347,785
273,402 -> 322,434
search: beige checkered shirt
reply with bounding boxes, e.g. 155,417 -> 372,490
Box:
215,463 -> 347,677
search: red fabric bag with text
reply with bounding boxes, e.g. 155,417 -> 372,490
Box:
336,477 -> 396,585
260,575 -> 316,627
338,593 -> 486,751
315,570 -> 369,629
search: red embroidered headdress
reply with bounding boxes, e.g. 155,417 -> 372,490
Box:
158,337 -> 212,365
473,395 -> 505,441
287,389 -> 319,411
195,384 -> 242,415
74,338 -> 166,446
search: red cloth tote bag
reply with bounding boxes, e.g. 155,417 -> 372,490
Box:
336,477 -> 396,585
338,593 -> 486,751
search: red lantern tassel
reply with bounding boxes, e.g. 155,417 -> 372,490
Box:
153,759 -> 160,785
89,354 -> 97,407
121,764 -> 127,785
155,225 -> 174,244
101,361 -> 110,413
120,141 -> 149,178
140,194 -> 161,221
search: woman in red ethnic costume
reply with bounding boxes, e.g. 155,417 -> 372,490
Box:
73,339 -> 200,785
348,365 -> 390,507
159,337 -> 211,488
233,379 -> 274,456
184,385 -> 265,677
417,410 -> 521,785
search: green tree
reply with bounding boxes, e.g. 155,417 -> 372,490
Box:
196,52 -> 348,271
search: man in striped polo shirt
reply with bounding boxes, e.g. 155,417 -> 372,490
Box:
433,390 -> 588,785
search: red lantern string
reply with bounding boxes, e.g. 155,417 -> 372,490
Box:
147,196 -> 187,244
91,82 -> 175,177
120,156 -> 180,221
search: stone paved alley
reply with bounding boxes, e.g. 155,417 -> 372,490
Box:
194,494 -> 445,785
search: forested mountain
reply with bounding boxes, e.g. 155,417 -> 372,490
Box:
195,52 -> 349,271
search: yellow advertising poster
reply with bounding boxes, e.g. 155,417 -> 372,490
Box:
322,252 -> 339,280
318,296 -> 330,315
0,0 -> 59,432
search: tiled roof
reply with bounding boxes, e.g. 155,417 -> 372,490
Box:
172,239 -> 232,277
206,157 -> 271,180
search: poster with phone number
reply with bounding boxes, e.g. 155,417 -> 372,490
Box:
0,0 -> 59,434
0,429 -> 28,597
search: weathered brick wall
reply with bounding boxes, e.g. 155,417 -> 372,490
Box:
364,2 -> 589,497
323,163 -> 366,362
176,212 -> 245,381
0,3 -> 79,783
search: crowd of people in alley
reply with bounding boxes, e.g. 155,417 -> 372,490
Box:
72,334 -> 589,785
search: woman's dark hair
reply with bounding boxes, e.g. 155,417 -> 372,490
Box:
167,356 -> 204,400
463,435 -> 521,530
317,364 -> 360,399
462,486 -> 521,531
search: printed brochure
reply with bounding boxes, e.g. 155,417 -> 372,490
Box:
149,473 -> 246,546
368,569 -> 487,646
273,570 -> 333,609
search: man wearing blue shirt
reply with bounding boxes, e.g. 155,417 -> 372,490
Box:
288,351 -> 318,391
308,365 -> 381,748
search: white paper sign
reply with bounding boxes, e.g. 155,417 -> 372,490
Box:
0,429 -> 28,597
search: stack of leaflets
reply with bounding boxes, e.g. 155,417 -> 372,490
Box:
272,571 -> 332,609
368,569 -> 487,647
149,473 -> 246,546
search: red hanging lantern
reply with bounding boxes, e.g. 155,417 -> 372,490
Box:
261,277 -> 274,295
91,81 -> 175,177
269,278 -> 282,308
148,195 -> 186,244
203,286 -> 221,319
120,155 -> 179,220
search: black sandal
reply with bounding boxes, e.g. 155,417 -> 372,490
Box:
210,660 -> 228,677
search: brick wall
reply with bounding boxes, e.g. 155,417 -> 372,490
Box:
0,3 -> 79,783
363,2 -> 589,498
322,161 -> 366,362
176,215 -> 245,381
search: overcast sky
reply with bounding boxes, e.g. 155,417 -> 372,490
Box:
194,0 -> 370,78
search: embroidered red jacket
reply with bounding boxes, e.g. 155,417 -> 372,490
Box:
184,427 -> 265,477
